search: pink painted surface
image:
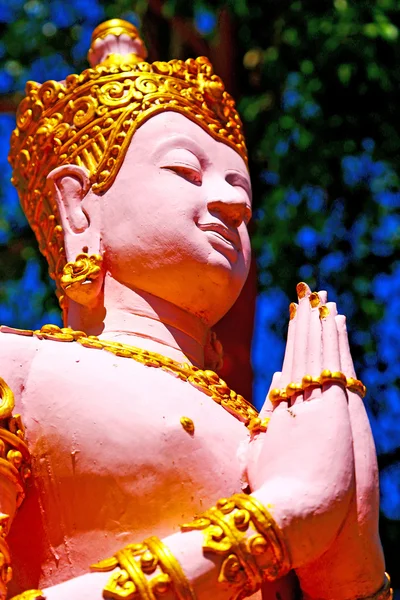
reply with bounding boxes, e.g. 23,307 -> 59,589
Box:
1,110 -> 385,599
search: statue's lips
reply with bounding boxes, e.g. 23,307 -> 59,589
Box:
197,222 -> 240,252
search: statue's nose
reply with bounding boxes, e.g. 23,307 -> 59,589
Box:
207,195 -> 248,229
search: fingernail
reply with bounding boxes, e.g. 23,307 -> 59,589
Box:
289,303 -> 297,320
326,301 -> 338,316
296,282 -> 309,299
319,306 -> 330,319
309,292 -> 320,308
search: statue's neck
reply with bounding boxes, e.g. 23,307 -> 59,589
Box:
66,273 -> 208,367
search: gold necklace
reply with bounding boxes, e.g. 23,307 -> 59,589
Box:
1,324 -> 268,434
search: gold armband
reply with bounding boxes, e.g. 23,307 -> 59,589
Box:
0,514 -> 12,598
362,573 -> 393,600
91,536 -> 195,599
181,493 -> 290,597
0,377 -> 31,507
0,377 -> 32,598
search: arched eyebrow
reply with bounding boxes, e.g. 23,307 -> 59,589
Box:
227,170 -> 252,201
152,135 -> 208,164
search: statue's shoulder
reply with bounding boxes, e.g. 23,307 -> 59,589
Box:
0,324 -> 42,358
0,324 -> 77,366
0,325 -> 44,412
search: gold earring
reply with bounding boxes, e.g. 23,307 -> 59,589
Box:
60,252 -> 103,305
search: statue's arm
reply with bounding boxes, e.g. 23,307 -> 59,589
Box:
31,289 -> 387,600
248,284 -> 386,600
3,301 -> 387,600
0,333 -> 38,599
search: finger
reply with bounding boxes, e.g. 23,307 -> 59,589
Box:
289,282 -> 312,405
321,301 -> 347,401
336,314 -> 366,398
321,302 -> 340,371
303,292 -> 323,402
335,314 -> 356,378
279,302 -> 297,389
259,371 -> 284,418
317,290 -> 327,304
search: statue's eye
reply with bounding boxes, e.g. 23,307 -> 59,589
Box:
162,165 -> 202,186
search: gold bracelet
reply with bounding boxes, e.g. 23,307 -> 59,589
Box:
269,370 -> 367,403
91,536 -> 195,599
9,591 -> 45,600
181,493 -> 290,596
361,573 -> 393,600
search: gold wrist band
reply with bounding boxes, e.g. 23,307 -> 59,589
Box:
269,370 -> 367,403
361,573 -> 393,600
181,493 -> 290,597
9,591 -> 45,600
91,536 -> 195,599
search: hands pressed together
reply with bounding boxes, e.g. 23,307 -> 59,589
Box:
248,282 -> 387,600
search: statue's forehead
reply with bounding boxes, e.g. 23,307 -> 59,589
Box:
129,111 -> 249,174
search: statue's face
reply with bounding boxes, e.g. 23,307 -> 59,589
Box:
100,111 -> 252,325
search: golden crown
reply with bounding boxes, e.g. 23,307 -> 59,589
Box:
8,19 -> 247,310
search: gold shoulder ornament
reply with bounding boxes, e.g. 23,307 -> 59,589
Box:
0,378 -> 31,507
0,378 -> 31,598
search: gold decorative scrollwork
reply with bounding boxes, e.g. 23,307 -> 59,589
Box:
9,20 -> 247,314
181,493 -> 290,598
0,379 -> 14,420
91,536 -> 195,600
0,378 -> 31,508
0,514 -> 12,599
0,380 -> 32,597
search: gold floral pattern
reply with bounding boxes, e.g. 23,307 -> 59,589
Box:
60,252 -> 103,304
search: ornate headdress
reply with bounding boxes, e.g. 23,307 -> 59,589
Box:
8,19 -> 248,310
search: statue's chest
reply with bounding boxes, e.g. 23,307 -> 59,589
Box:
21,342 -> 250,559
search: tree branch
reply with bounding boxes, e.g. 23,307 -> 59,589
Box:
0,93 -> 22,114
146,0 -> 210,57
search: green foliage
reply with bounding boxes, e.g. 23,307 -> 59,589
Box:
0,0 -> 399,586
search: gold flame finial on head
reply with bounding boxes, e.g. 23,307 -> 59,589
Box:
88,18 -> 148,67
8,19 -> 248,318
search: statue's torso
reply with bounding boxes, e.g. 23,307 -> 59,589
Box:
1,332 -> 251,591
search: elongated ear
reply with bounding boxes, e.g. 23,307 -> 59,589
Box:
48,164 -> 101,261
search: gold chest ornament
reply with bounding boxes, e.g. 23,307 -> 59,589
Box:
0,324 -> 268,435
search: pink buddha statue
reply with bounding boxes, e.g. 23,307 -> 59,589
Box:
0,18 -> 389,600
